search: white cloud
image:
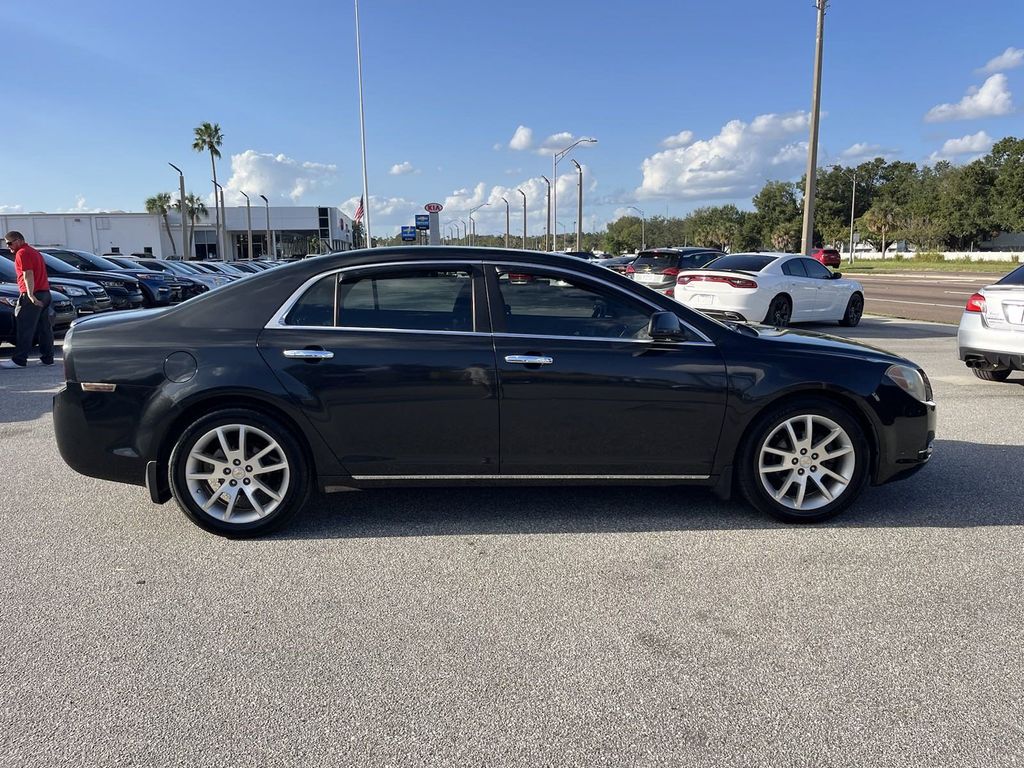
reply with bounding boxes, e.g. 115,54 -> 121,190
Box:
662,130 -> 695,149
508,125 -> 533,151
222,150 -> 337,204
924,74 -> 1013,122
389,161 -> 418,176
839,142 -> 899,162
55,196 -> 108,213
0,204 -> 24,214
928,130 -> 995,163
637,111 -> 811,200
340,194 -> 420,235
979,47 -> 1024,74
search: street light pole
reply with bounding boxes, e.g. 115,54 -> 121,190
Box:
240,191 -> 253,260
552,137 -> 597,254
468,203 -> 489,246
571,159 -> 583,252
457,219 -> 467,245
259,194 -> 272,258
628,205 -> 646,250
517,188 -> 527,249
848,171 -> 857,265
801,0 -> 828,255
354,0 -> 372,244
212,180 -> 225,259
500,197 -> 510,248
168,163 -> 187,259
540,176 -> 551,250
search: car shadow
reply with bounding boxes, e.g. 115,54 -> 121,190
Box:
0,352 -> 64,424
805,317 -> 956,341
277,439 -> 1023,540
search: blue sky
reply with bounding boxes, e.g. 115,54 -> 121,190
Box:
1,0 -> 1022,237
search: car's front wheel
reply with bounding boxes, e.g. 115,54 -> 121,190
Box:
738,398 -> 870,523
972,367 -> 1012,382
764,295 -> 792,327
168,408 -> 310,536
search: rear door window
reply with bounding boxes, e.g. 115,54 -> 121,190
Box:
801,259 -> 833,279
782,260 -> 808,277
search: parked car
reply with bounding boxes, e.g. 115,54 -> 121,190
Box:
41,248 -> 170,307
193,261 -> 248,278
675,252 -> 864,327
0,283 -> 75,346
126,257 -> 232,292
957,262 -> 1024,381
809,248 -> 842,268
626,247 -> 725,295
594,255 -> 637,275
103,256 -> 205,302
1,249 -> 128,311
54,247 -> 934,537
0,255 -> 112,316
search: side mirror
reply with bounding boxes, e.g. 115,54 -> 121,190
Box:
831,271 -> 842,279
648,311 -> 683,340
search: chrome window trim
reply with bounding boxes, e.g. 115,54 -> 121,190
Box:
492,332 -> 713,347
264,258 -> 714,346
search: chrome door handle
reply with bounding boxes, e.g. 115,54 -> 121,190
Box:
504,354 -> 554,366
283,349 -> 334,360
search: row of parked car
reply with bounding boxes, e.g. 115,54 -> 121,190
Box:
0,247 -> 287,347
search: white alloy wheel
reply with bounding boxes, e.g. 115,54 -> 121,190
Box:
756,414 -> 856,511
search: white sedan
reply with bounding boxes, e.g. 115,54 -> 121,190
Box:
673,252 -> 865,327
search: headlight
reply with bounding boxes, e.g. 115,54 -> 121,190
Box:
885,364 -> 930,403
63,285 -> 87,296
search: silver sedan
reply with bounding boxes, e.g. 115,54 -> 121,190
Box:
957,262 -> 1024,381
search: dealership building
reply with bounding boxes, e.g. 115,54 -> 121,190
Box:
0,205 -> 355,259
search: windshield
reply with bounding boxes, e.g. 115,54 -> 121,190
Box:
702,254 -> 776,272
48,250 -> 124,271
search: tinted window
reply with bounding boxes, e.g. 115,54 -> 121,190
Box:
703,255 -> 776,272
46,251 -> 96,270
682,251 -> 723,268
494,268 -> 662,340
782,259 -> 808,277
633,251 -> 679,269
997,264 -> 1024,285
286,274 -> 337,327
338,269 -> 475,332
801,259 -> 833,279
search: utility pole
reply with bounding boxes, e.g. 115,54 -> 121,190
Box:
500,197 -> 510,248
240,191 -> 253,260
572,159 -> 583,252
517,188 -> 526,249
800,0 -> 828,255
168,163 -> 187,259
848,171 -> 857,265
259,194 -> 272,258
541,176 -> 551,250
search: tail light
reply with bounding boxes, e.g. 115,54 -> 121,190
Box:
965,293 -> 986,312
625,264 -> 635,274
676,275 -> 758,289
663,267 -> 680,277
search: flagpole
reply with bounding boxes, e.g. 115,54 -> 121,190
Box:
354,0 -> 371,246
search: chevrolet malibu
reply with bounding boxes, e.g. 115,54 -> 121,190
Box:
54,248 -> 935,536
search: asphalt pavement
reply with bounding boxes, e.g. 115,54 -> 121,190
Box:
854,270 -> 1006,324
1,319 -> 1022,767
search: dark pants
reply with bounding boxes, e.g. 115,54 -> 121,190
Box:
13,290 -> 54,366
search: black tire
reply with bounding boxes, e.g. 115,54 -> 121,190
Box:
972,367 -> 1012,382
764,295 -> 792,327
168,408 -> 311,537
839,292 -> 864,327
737,397 -> 870,524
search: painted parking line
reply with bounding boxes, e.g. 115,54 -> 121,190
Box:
865,297 -> 964,309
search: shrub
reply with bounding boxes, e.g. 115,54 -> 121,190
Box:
914,251 -> 946,262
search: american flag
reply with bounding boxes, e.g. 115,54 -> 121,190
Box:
353,196 -> 364,223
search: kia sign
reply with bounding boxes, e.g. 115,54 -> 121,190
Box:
424,202 -> 443,213
424,203 -> 443,245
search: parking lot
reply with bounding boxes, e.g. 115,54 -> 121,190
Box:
1,316 -> 1022,767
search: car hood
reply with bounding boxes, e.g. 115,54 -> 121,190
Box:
55,269 -> 140,287
45,275 -> 104,291
742,324 -> 907,365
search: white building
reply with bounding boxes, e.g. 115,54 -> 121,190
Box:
0,205 -> 355,259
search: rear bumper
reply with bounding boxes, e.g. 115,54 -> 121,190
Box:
957,312 -> 1024,370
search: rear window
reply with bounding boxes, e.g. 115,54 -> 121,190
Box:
703,255 -> 776,272
633,251 -> 679,269
996,264 -> 1024,285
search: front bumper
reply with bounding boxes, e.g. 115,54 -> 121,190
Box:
870,381 -> 936,486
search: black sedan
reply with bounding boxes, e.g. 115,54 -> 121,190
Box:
54,248 -> 936,537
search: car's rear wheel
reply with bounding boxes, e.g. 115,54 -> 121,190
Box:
168,408 -> 310,536
839,292 -> 864,327
764,295 -> 792,327
972,367 -> 1012,382
738,398 -> 870,523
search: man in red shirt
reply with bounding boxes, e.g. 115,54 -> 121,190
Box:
1,231 -> 54,369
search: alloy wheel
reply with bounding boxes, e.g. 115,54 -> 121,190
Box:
757,414 -> 856,511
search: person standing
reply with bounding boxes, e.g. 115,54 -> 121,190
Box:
1,231 -> 54,369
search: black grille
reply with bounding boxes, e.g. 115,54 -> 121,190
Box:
88,286 -> 106,297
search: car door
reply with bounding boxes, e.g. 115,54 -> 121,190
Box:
799,258 -> 841,317
258,262 -> 500,476
486,263 -> 728,477
780,258 -> 820,318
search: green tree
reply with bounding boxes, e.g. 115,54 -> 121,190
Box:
145,192 -> 176,255
938,160 -> 995,249
752,181 -> 800,248
192,122 -> 224,240
988,136 -> 1024,233
860,200 -> 902,257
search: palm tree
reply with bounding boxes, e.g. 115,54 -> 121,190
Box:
145,192 -> 176,254
173,193 -> 208,257
192,122 -> 223,248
